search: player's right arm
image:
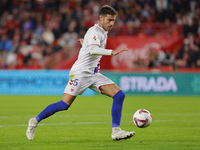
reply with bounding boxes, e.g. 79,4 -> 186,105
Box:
89,45 -> 128,56
86,26 -> 128,56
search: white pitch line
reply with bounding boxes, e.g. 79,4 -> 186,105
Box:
0,114 -> 111,119
153,120 -> 173,122
0,119 -> 176,128
1,113 -> 200,119
0,121 -> 111,128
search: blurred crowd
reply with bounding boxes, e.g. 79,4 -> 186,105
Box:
0,0 -> 200,69
147,33 -> 200,69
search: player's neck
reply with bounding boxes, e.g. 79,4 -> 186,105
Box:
98,22 -> 103,29
98,23 -> 106,32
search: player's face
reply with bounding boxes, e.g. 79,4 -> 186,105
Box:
99,14 -> 116,31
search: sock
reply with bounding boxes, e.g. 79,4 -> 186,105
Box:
36,100 -> 69,122
111,90 -> 125,128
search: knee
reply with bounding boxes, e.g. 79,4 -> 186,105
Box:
113,90 -> 125,100
57,100 -> 70,110
118,90 -> 125,100
61,104 -> 69,110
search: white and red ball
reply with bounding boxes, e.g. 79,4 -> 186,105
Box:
133,109 -> 152,128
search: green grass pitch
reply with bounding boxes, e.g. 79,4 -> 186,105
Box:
0,95 -> 200,150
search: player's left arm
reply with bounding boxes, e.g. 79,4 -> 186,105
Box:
78,38 -> 84,45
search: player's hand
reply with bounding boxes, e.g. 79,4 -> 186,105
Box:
111,47 -> 128,56
78,38 -> 84,45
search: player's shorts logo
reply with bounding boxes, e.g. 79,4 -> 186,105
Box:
69,79 -> 74,85
69,79 -> 79,86
71,87 -> 75,92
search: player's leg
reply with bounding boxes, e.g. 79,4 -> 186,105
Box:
90,73 -> 135,140
100,84 -> 135,140
36,93 -> 76,123
26,74 -> 90,140
26,94 -> 76,140
91,73 -> 127,128
100,84 -> 124,128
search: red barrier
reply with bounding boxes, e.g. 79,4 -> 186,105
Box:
100,35 -> 183,70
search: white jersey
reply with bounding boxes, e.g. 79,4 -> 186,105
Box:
70,24 -> 112,75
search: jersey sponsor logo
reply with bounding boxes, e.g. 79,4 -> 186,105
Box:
93,36 -> 97,41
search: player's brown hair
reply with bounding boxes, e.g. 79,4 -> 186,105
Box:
100,5 -> 118,16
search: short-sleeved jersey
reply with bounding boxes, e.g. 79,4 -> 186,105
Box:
70,24 -> 109,75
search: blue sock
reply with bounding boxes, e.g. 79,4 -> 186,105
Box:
36,100 -> 69,122
111,90 -> 125,128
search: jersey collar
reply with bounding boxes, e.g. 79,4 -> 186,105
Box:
95,24 -> 108,35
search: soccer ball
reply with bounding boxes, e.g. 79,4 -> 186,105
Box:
133,109 -> 152,128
